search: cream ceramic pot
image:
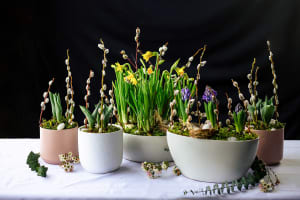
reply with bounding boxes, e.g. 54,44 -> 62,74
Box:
123,133 -> 173,162
40,126 -> 78,165
78,125 -> 123,173
167,130 -> 258,183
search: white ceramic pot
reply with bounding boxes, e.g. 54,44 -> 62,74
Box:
123,132 -> 173,162
167,130 -> 258,183
78,125 -> 123,173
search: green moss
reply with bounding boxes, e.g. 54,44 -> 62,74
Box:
124,124 -> 166,136
40,117 -> 78,130
168,123 -> 257,141
250,120 -> 285,130
168,122 -> 189,136
211,126 -> 258,141
82,125 -> 120,133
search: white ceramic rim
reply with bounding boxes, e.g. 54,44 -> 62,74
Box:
167,130 -> 259,143
79,124 -> 122,135
123,132 -> 166,137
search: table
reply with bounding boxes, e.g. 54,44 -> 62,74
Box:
0,139 -> 299,200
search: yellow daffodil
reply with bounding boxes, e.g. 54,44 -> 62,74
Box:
147,67 -> 153,75
142,51 -> 154,62
131,77 -> 137,85
116,62 -> 124,72
124,71 -> 138,85
175,66 -> 185,76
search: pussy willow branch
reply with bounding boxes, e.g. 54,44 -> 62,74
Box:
39,78 -> 55,125
196,45 -> 206,125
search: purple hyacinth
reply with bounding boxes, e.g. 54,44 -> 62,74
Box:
202,85 -> 217,103
181,88 -> 191,101
235,103 -> 243,113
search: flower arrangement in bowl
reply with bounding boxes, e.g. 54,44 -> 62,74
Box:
167,46 -> 259,183
39,50 -> 78,165
245,41 -> 285,165
111,28 -> 183,162
78,39 -> 123,174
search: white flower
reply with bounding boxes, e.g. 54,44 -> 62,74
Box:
169,102 -> 174,108
189,99 -> 195,105
102,70 -> 106,76
67,88 -> 72,95
67,66 -> 70,71
122,54 -> 128,60
57,123 -> 65,130
188,56 -> 194,62
127,107 -> 130,113
98,43 -> 104,50
273,88 -> 277,94
65,96 -> 68,101
228,98 -> 232,104
172,109 -> 177,116
248,83 -> 252,89
162,45 -> 168,52
174,90 -> 179,96
45,98 -> 49,103
110,98 -> 114,104
103,84 -> 107,91
172,99 -> 176,105
243,100 -> 249,107
65,59 -> 69,66
253,81 -> 259,86
200,61 -> 207,67
186,62 -> 191,68
185,108 -> 189,113
250,95 -> 256,103
202,123 -> 212,130
84,95 -> 88,101
86,78 -> 90,84
71,114 -> 74,119
196,64 -> 201,71
105,98 -> 109,104
105,49 -> 109,54
68,71 -> 71,77
100,91 -> 105,98
227,103 -> 232,110
48,80 -> 53,85
43,92 -> 48,98
267,40 -> 270,46
87,90 -> 91,96
65,77 -> 70,83
269,51 -> 273,57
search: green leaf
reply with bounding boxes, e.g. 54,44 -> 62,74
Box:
48,92 -> 56,120
79,105 -> 95,129
37,166 -> 48,177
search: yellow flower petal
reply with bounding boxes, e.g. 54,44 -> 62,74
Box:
175,67 -> 185,76
142,51 -> 154,62
116,62 -> 124,72
147,67 -> 153,75
131,78 -> 137,85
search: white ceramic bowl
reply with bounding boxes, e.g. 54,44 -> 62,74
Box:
123,132 -> 173,162
167,130 -> 258,182
78,125 -> 123,173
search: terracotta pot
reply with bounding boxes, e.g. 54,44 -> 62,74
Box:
252,128 -> 284,165
40,127 -> 78,165
123,132 -> 173,162
167,130 -> 258,182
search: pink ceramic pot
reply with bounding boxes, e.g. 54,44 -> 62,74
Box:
40,127 -> 78,165
252,128 -> 284,165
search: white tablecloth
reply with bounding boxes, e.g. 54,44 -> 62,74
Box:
0,139 -> 299,200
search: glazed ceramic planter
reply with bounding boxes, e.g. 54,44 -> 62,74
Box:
40,127 -> 78,165
167,130 -> 258,183
123,132 -> 173,162
78,125 -> 123,173
251,128 -> 284,165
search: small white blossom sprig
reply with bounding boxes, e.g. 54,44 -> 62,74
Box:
84,70 -> 94,128
195,45 -> 207,125
141,161 -> 170,179
39,78 -> 55,125
64,49 -> 75,124
98,38 -> 109,131
259,167 -> 280,193
267,40 -> 279,119
58,152 -> 80,173
225,93 -> 233,125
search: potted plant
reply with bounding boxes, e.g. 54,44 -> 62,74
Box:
111,28 -> 180,162
39,50 -> 78,165
78,39 -> 123,173
167,47 -> 258,182
246,41 -> 285,165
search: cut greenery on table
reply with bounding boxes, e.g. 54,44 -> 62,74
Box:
26,151 -> 48,177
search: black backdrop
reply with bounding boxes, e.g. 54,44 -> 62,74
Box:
2,0 -> 300,139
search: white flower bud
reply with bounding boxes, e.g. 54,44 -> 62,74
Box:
188,56 -> 194,62
105,98 -> 109,104
90,71 -> 94,77
45,98 -> 49,103
65,96 -> 68,101
84,95 -> 88,101
159,47 -> 163,52
188,115 -> 192,122
169,102 -> 174,108
194,80 -> 197,85
273,88 -> 277,94
67,88 -> 72,95
247,74 -> 252,80
174,90 -> 179,96
186,62 -> 191,68
271,63 -> 275,70
185,108 -> 189,113
248,83 -> 252,89
65,59 -> 69,66
269,55 -> 272,61
86,78 -> 90,84
189,99 -> 195,105
172,109 -> 177,116
98,43 -> 104,50
244,100 -> 249,107
43,92 -> 48,98
105,49 -> 109,54
239,93 -> 245,101
87,90 -> 91,96
67,66 -> 70,71
250,95 -> 256,104
65,77 -> 70,83
48,80 -> 53,85
71,114 -> 74,119
68,71 -> 71,76
57,123 -> 65,130
233,81 -> 238,87
200,61 -> 207,67
172,99 -> 176,105
109,90 -> 113,97
113,110 -> 117,115
40,102 -> 45,107
162,45 -> 168,52
100,114 -> 105,121
110,98 -> 114,104
103,84 -> 107,91
196,64 -> 201,71
102,70 -> 106,76
228,98 -> 232,104
253,81 -> 259,86
122,54 -> 128,59
226,119 -> 231,125
274,84 -> 278,89
127,107 -> 130,113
